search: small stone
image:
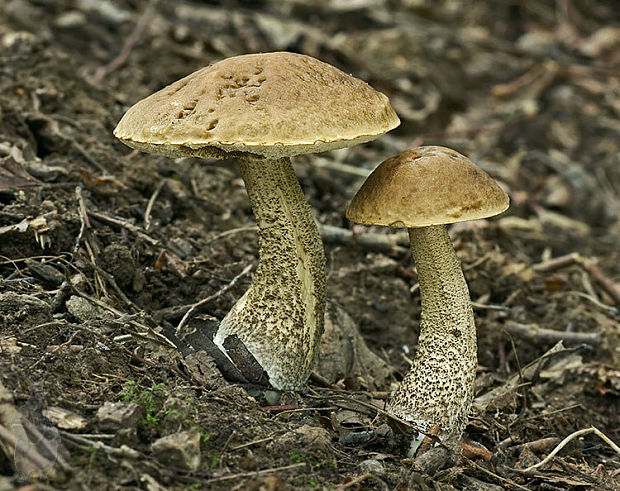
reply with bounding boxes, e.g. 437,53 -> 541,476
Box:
160,397 -> 192,434
0,336 -> 20,354
115,428 -> 139,446
101,244 -> 135,289
263,390 -> 281,406
96,402 -> 145,432
0,476 -> 15,491
26,260 -> 64,287
272,425 -> 334,463
55,11 -> 86,28
151,429 -> 201,471
168,237 -> 194,259
359,458 -> 385,476
69,273 -> 87,289
66,296 -> 105,322
43,407 -> 87,430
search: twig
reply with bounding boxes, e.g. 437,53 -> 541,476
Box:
83,232 -> 107,297
273,406 -> 337,417
72,140 -> 108,174
87,211 -> 160,246
60,431 -> 140,459
203,223 -> 409,255
204,225 -> 257,245
319,224 -> 408,254
521,426 -> 620,473
307,393 -> 428,437
72,289 -> 177,350
532,252 -> 581,273
205,462 -> 307,483
473,341 -> 573,412
91,264 -> 141,312
21,419 -> 71,471
499,436 -> 561,452
309,371 -> 338,389
0,424 -> 58,478
24,104 -> 107,174
93,0 -> 160,83
578,256 -> 620,306
176,264 -> 253,334
73,186 -> 90,252
144,179 -> 166,231
525,404 -> 582,421
471,301 -> 510,312
336,472 -> 388,490
416,424 -> 441,457
229,436 -> 277,451
29,330 -> 80,370
504,322 -> 602,346
464,458 -> 530,491
533,252 -> 620,306
568,291 -> 617,313
491,61 -> 559,98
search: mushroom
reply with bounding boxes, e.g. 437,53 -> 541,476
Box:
346,146 -> 509,440
114,52 -> 400,390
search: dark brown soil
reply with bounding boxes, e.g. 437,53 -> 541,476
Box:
0,1 -> 618,489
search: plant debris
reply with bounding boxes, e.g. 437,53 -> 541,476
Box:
0,0 -> 618,489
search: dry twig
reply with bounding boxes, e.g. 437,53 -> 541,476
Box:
205,463 -> 307,484
473,341 -> 576,412
87,211 -> 160,246
144,179 -> 166,231
176,264 -> 253,334
504,322 -> 602,346
336,472 -> 389,490
93,0 -> 160,82
521,426 -> 620,473
204,223 -> 409,255
73,186 -> 90,253
533,252 -> 620,306
60,431 -> 140,459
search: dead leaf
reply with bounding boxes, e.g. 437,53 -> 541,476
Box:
0,156 -> 41,191
459,437 -> 493,461
42,407 -> 88,430
0,218 -> 29,235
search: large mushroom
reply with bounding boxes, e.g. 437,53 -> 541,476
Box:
114,52 -> 400,390
346,146 -> 509,440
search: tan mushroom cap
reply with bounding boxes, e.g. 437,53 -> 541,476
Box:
114,52 -> 400,159
346,146 -> 509,228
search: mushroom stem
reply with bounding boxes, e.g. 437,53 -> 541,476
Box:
215,156 -> 326,390
389,224 -> 476,438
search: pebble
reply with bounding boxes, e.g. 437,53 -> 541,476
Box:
359,458 -> 385,476
151,429 -> 201,471
96,401 -> 145,432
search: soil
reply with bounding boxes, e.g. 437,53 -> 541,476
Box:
0,1 -> 619,489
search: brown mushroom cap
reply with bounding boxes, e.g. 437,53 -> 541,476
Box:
114,52 -> 400,159
346,146 -> 509,228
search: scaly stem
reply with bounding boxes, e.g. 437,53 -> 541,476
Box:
214,156 -> 326,390
389,225 -> 476,437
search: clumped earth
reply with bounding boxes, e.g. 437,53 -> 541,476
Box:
1,1 -> 619,489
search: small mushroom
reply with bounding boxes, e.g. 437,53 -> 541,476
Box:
346,146 -> 509,440
114,52 -> 399,390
